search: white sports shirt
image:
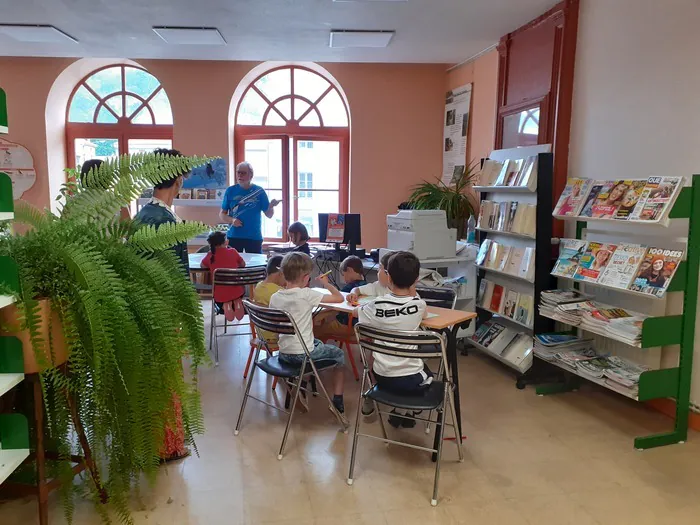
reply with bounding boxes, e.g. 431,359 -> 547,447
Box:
358,293 -> 427,377
269,287 -> 324,355
356,281 -> 391,297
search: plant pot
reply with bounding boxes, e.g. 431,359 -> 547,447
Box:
0,299 -> 69,374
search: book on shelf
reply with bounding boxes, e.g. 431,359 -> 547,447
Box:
514,294 -> 533,326
489,284 -> 505,313
471,320 -> 532,370
505,201 -> 518,231
574,242 -> 618,282
475,239 -> 493,266
553,178 -> 594,216
628,177 -> 683,222
515,155 -> 538,189
552,239 -> 588,278
479,279 -> 534,324
504,247 -> 525,275
477,201 -> 536,236
504,159 -> 523,186
477,201 -> 490,229
488,326 -> 520,355
493,160 -> 513,186
628,247 -> 683,297
501,334 -> 534,370
479,160 -> 504,186
518,247 -> 535,281
502,290 -> 519,319
596,244 -> 646,289
496,202 -> 508,231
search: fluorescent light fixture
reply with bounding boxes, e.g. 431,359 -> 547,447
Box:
0,24 -> 77,44
329,30 -> 395,48
152,26 -> 226,45
333,0 -> 406,2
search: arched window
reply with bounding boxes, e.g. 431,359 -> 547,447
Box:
66,65 -> 173,170
234,65 -> 350,241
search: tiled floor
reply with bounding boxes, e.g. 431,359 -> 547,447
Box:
2,304 -> 700,524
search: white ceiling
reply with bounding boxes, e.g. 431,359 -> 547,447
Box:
0,0 -> 560,64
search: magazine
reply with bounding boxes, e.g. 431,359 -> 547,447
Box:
476,239 -> 492,266
629,177 -> 683,222
604,356 -> 649,387
613,180 -> 647,220
590,181 -> 632,219
579,181 -> 606,218
574,242 -> 618,282
326,213 -> 345,242
628,247 -> 683,297
597,244 -> 646,289
552,239 -> 588,278
514,294 -> 533,326
553,178 -> 594,216
502,290 -> 519,318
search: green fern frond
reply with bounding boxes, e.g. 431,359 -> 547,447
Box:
128,221 -> 208,252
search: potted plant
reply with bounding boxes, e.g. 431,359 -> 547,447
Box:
407,161 -> 480,239
0,152 -> 214,524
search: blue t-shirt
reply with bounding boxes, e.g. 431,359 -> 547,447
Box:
221,184 -> 270,241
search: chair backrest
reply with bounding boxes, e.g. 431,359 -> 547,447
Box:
242,299 -> 298,337
213,266 -> 267,287
416,286 -> 457,310
196,245 -> 210,253
354,323 -> 448,365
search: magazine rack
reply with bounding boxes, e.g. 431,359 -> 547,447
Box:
469,146 -> 555,387
538,174 -> 699,449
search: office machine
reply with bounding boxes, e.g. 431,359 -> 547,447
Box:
386,209 -> 456,259
318,213 -> 363,255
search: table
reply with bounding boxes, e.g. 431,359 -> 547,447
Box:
314,290 -> 476,450
188,252 -> 268,272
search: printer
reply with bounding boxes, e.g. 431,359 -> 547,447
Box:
386,209 -> 456,260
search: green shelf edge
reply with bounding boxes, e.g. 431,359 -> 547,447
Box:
669,187 -> 691,219
0,172 -> 13,214
0,88 -> 7,134
637,367 -> 679,402
0,414 -> 29,449
641,315 -> 683,347
0,256 -> 20,295
0,336 -> 24,374
634,430 -> 684,450
667,261 -> 687,293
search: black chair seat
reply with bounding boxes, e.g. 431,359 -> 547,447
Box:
365,381 -> 445,411
194,283 -> 213,293
256,355 -> 339,378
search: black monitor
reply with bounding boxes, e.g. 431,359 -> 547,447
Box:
318,213 -> 361,252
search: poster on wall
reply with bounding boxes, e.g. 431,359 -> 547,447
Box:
182,158 -> 228,190
442,84 -> 472,186
0,137 -> 37,199
326,214 -> 346,242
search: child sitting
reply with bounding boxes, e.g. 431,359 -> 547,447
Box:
269,252 -> 347,414
314,256 -> 367,338
347,252 -> 393,304
275,221 -> 311,255
201,231 -> 246,321
357,251 -> 432,428
253,255 -> 285,344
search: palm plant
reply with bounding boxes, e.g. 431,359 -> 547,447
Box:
0,152 -> 215,524
407,161 -> 480,239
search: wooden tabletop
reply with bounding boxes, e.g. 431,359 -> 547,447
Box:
312,289 -> 477,330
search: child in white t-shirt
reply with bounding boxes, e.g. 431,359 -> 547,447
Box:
269,252 -> 348,413
346,251 -> 392,304
357,251 -> 433,428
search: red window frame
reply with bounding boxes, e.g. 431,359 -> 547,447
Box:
65,64 -> 174,171
234,65 -> 350,242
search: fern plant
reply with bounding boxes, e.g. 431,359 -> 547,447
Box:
0,152 -> 215,524
407,161 -> 480,239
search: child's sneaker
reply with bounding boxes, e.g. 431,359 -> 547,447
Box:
332,395 -> 345,414
388,409 -> 413,428
361,397 -> 375,416
223,301 -> 235,322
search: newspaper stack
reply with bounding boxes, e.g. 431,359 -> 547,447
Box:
539,289 -> 593,323
603,356 -> 649,396
580,306 -> 646,346
555,348 -> 599,371
533,334 -> 595,363
576,357 -> 613,379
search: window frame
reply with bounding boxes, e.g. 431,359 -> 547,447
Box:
234,65 -> 350,242
65,64 -> 174,170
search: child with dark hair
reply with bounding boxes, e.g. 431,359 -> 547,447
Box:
80,158 -> 131,220
201,231 -> 247,321
287,221 -> 311,254
357,251 -> 432,427
314,255 -> 367,339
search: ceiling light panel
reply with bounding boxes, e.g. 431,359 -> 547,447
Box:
0,24 -> 77,43
329,30 -> 395,48
332,1 -> 406,2
152,27 -> 226,45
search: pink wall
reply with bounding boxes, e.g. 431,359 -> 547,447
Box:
0,57 -> 446,249
445,49 -> 499,165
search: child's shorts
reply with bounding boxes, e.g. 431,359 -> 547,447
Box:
279,339 -> 345,368
374,366 -> 433,395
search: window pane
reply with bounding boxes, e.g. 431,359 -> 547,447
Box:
274,98 -> 291,120
132,107 -> 154,124
244,139 -> 283,189
85,66 -> 123,98
262,189 -> 284,239
128,138 -> 172,155
68,85 -> 99,122
105,94 -> 123,118
265,110 -> 285,126
297,141 -> 339,190
237,90 -> 266,125
296,191 -> 339,237
255,68 -> 291,104
150,88 -> 173,124
125,94 -> 143,119
74,138 -> 118,169
125,67 -> 160,100
293,68 -> 330,104
96,106 -> 118,123
502,107 -> 540,149
299,109 -> 321,127
294,98 -> 310,120
316,90 -> 348,126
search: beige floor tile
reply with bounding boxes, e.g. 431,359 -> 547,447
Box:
445,498 -> 530,525
383,507 -> 457,525
510,494 -> 600,525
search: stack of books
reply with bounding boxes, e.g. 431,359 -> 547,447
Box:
477,279 -> 534,327
553,176 -> 683,223
479,156 -> 538,190
476,239 -> 536,282
477,200 -> 537,236
551,239 -> 683,298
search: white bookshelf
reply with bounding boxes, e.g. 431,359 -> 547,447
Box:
0,448 -> 30,485
0,373 -> 23,397
474,185 -> 535,194
475,227 -> 535,240
0,212 -> 13,221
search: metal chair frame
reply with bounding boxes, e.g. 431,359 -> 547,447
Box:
209,266 -> 267,366
235,300 -> 349,459
347,323 -> 463,506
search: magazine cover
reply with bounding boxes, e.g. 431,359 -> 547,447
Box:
489,285 -> 505,313
590,181 -> 631,219
476,239 -> 492,266
597,244 -> 646,289
629,177 -> 683,222
579,181 -> 606,217
574,242 -> 618,282
553,178 -> 593,217
552,239 -> 588,278
326,213 -> 346,242
628,247 -> 683,297
503,290 -> 519,318
613,180 -> 647,220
